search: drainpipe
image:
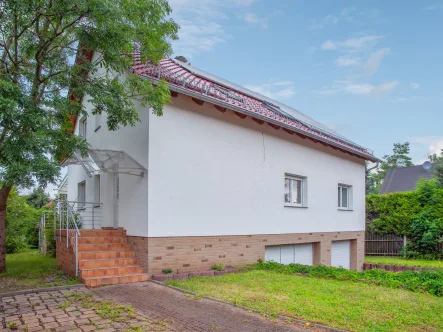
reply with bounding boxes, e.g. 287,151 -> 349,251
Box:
366,161 -> 379,172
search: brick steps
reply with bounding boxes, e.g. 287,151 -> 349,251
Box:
80,265 -> 144,278
78,250 -> 135,260
79,258 -> 140,269
77,228 -> 148,287
78,243 -> 131,252
83,274 -> 149,287
77,236 -> 128,244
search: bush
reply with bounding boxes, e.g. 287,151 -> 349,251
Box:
251,261 -> 443,297
44,225 -> 56,257
162,268 -> 173,274
211,264 -> 224,271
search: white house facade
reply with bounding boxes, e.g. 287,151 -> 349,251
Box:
62,52 -> 377,279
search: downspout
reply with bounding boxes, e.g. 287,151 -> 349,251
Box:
367,161 -> 379,172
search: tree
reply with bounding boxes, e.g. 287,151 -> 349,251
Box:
26,187 -> 50,209
371,142 -> 414,193
428,149 -> 443,163
365,162 -> 378,195
0,0 -> 178,272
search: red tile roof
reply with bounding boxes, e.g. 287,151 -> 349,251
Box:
131,54 -> 377,162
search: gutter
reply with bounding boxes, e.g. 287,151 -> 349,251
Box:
133,70 -> 380,162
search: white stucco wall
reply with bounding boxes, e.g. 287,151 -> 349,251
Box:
66,53 -> 150,233
66,54 -> 366,237
147,94 -> 366,237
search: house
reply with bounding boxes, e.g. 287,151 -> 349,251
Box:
57,53 -> 378,286
380,162 -> 437,194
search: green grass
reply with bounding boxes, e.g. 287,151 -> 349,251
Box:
366,256 -> 443,269
167,270 -> 443,331
0,250 -> 79,293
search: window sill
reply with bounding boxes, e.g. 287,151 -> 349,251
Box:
338,208 -> 353,212
284,204 -> 308,209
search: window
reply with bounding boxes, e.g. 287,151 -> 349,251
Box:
94,113 -> 101,132
79,116 -> 87,139
338,184 -> 352,210
94,175 -> 100,207
284,174 -> 307,207
78,181 -> 86,209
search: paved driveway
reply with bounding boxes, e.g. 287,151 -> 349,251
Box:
92,282 -> 325,332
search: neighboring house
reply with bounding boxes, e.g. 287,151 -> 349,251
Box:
59,52 -> 378,286
380,163 -> 437,194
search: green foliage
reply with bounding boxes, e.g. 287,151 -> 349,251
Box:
365,256 -> 443,269
369,142 -> 414,193
6,188 -> 39,253
26,187 -> 50,209
435,163 -> 443,188
251,261 -> 443,296
211,264 -> 224,271
403,214 -> 443,259
429,149 -> 443,163
162,268 -> 173,274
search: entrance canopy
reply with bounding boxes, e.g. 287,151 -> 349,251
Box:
62,149 -> 147,177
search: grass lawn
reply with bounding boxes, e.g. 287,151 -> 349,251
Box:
167,270 -> 443,331
0,251 -> 79,294
365,256 -> 443,269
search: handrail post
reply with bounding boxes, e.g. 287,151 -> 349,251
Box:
53,202 -> 56,241
66,201 -> 69,248
75,233 -> 78,276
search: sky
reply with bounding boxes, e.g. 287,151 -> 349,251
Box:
168,0 -> 443,164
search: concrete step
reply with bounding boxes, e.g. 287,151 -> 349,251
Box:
78,250 -> 135,260
83,274 -> 149,287
80,266 -> 145,278
79,258 -> 140,269
77,236 -> 128,245
77,243 -> 131,252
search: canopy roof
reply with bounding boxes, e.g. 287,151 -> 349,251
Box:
62,149 -> 146,177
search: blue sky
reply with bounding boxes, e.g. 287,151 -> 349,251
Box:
168,0 -> 443,163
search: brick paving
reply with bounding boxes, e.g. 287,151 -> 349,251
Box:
0,287 -> 172,331
92,282 -> 326,332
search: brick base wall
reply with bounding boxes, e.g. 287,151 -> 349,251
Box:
127,230 -> 365,276
55,234 -> 77,277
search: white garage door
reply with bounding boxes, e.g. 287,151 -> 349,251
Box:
265,243 -> 313,266
331,240 -> 351,269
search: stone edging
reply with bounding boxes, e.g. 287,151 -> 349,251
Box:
363,262 -> 438,272
0,284 -> 85,298
151,268 -> 237,282
149,280 -> 348,332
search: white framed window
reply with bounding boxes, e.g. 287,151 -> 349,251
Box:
94,113 -> 102,132
78,181 -> 86,209
94,175 -> 100,207
338,184 -> 352,210
284,174 -> 307,207
79,116 -> 87,140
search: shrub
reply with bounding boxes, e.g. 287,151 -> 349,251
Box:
162,268 -> 173,274
211,264 -> 224,271
250,261 -> 443,297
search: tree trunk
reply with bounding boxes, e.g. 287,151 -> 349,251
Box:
0,184 -> 12,273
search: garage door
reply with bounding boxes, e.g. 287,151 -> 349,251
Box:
265,243 -> 313,266
331,240 -> 351,269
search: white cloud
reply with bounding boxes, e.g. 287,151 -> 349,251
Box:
309,14 -> 339,31
425,2 -> 443,10
245,81 -> 296,100
321,35 -> 383,52
319,80 -> 398,96
410,136 -> 443,163
364,48 -> 390,75
410,82 -> 420,89
242,12 -> 268,27
168,0 -> 256,56
336,55 -> 361,67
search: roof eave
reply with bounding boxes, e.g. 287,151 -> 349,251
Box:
135,72 -> 379,162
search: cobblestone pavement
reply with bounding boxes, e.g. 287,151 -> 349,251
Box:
92,282 -> 326,332
0,287 -> 173,332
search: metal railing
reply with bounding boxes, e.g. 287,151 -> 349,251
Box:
52,200 -> 102,276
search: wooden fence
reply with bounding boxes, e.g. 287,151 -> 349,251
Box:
365,232 -> 405,256
366,232 -> 443,256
